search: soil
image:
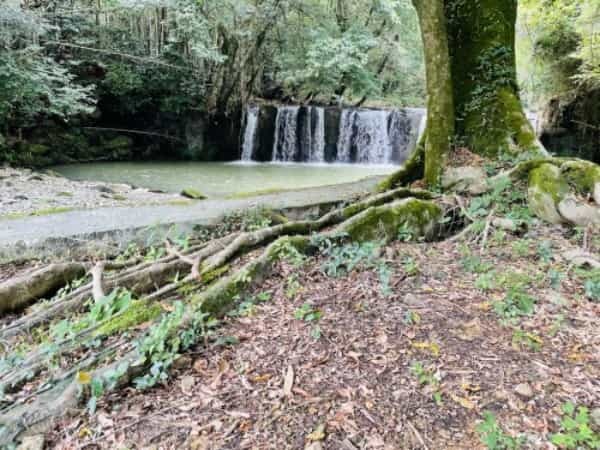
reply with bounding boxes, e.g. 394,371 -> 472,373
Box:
46,223 -> 600,449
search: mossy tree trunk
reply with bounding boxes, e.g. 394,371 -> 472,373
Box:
445,0 -> 537,156
412,0 -> 454,188
406,0 -> 541,189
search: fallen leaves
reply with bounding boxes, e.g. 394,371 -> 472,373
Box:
283,365 -> 295,397
412,341 -> 441,357
306,423 -> 326,442
450,393 -> 477,410
75,371 -> 92,385
180,375 -> 195,395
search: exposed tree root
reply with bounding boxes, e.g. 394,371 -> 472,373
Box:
0,263 -> 86,315
0,234 -> 239,340
377,144 -> 425,192
0,187 -> 445,446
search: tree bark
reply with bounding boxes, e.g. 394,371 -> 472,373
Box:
444,0 -> 537,156
0,263 -> 86,315
412,0 -> 454,187
385,0 -> 542,191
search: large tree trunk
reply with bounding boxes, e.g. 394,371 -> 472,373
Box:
397,0 -> 541,190
445,0 -> 537,156
412,0 -> 454,187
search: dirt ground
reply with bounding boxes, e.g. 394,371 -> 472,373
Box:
45,222 -> 600,450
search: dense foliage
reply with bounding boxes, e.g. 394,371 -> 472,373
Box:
0,0 -> 425,161
517,0 -> 600,106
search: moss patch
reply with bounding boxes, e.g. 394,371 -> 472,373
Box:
339,198 -> 443,243
528,163 -> 569,224
181,189 -> 207,200
560,160 -> 600,195
95,301 -> 163,336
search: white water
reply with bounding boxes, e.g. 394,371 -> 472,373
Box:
241,105 -> 259,161
243,104 -> 427,165
337,109 -> 396,164
310,107 -> 326,162
272,106 -> 300,162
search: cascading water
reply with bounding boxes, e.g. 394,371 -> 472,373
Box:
272,106 -> 300,162
310,107 -> 326,162
241,105 -> 259,161
240,104 -> 426,165
337,109 -> 396,164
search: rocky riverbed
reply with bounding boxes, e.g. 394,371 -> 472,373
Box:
0,166 -> 183,218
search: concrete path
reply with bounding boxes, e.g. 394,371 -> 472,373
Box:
0,176 -> 383,262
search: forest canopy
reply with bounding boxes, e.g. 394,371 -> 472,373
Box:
0,0 -> 598,163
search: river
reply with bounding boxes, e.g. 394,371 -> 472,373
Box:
51,161 -> 396,198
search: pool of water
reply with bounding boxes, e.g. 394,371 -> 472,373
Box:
52,161 -> 397,198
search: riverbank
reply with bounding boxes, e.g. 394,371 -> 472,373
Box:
0,166 -> 182,219
0,169 -> 385,263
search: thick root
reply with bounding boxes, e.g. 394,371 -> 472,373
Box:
333,198 -> 443,242
0,263 -> 86,315
0,189 -> 448,446
1,234 -> 239,340
376,144 -> 425,192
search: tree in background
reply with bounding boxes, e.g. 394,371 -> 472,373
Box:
0,6 -> 95,155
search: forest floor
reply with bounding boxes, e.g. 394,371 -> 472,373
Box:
46,222 -> 599,449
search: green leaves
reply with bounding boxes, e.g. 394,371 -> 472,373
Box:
551,402 -> 600,449
477,412 -> 524,450
493,288 -> 537,320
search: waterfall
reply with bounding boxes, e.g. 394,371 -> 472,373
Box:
240,104 -> 426,165
337,109 -> 394,164
337,110 -> 356,163
272,106 -> 300,162
310,107 -> 325,162
241,105 -> 259,161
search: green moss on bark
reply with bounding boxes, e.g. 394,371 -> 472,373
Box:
527,163 -> 569,224
560,160 -> 600,195
338,198 -> 442,242
95,301 -> 163,336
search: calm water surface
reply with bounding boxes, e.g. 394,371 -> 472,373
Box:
52,161 -> 397,198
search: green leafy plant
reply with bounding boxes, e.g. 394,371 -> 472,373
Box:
410,361 -> 438,386
402,257 -> 420,276
511,240 -> 531,258
294,303 -> 323,322
319,239 -> 393,296
512,329 -> 543,351
550,402 -> 600,449
277,241 -> 307,267
461,254 -> 493,274
228,292 -> 271,317
285,274 -> 302,299
494,288 -> 537,320
397,222 -> 417,242
410,361 -> 443,404
133,302 -> 218,390
477,412 -> 524,450
476,271 -> 496,291
321,241 -> 381,277
537,241 -> 553,264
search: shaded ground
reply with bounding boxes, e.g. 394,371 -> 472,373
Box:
48,223 -> 599,449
